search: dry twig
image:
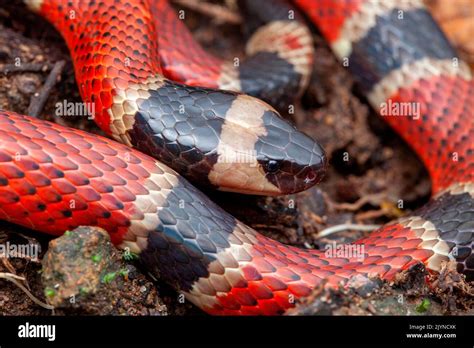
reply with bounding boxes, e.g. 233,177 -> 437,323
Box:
317,223 -> 381,238
172,0 -> 242,24
0,62 -> 50,74
1,257 -> 16,274
355,208 -> 388,222
0,272 -> 54,310
27,60 -> 66,117
330,193 -> 386,211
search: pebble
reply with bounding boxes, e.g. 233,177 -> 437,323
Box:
347,274 -> 381,297
15,74 -> 40,95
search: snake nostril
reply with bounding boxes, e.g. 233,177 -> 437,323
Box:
306,170 -> 317,183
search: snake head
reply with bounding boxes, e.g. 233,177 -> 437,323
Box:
208,95 -> 327,195
118,80 -> 325,195
256,119 -> 327,195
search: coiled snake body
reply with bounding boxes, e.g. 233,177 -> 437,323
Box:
0,0 -> 472,315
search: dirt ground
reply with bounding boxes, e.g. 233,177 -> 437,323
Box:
0,0 -> 472,316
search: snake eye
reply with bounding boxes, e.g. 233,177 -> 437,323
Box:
265,160 -> 281,173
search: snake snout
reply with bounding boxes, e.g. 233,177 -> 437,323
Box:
255,109 -> 327,195
205,94 -> 326,195
292,141 -> 327,192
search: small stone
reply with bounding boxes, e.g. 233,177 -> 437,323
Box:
347,274 -> 381,297
15,74 -> 41,95
41,226 -> 115,308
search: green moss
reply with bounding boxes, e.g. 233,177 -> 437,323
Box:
118,268 -> 129,278
79,287 -> 90,295
101,267 -> 129,284
415,298 -> 431,313
101,271 -> 117,284
91,254 -> 102,263
44,287 -> 56,298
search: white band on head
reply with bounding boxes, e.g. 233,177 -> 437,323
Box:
23,0 -> 44,12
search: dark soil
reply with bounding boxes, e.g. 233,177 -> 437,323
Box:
288,262 -> 473,315
0,0 -> 472,316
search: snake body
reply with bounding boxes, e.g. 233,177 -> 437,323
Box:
0,0 -> 472,315
23,0 -> 327,196
153,0 -> 315,110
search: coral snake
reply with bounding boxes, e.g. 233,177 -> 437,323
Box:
0,0 -> 472,315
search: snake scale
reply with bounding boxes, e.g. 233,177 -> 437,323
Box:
0,0 -> 471,315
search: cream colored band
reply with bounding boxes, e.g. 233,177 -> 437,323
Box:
368,58 -> 472,108
331,0 -> 424,59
